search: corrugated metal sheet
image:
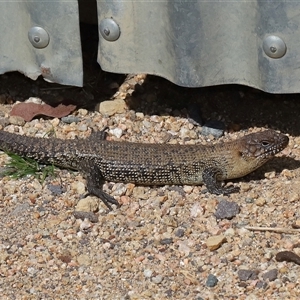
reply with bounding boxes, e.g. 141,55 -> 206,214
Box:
0,1 -> 83,86
1,1 -> 300,93
97,1 -> 300,93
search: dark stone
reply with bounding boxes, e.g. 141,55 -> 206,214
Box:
215,199 -> 240,219
256,280 -> 268,289
160,238 -> 173,245
61,115 -> 80,124
175,228 -> 185,237
206,274 -> 218,287
47,184 -> 65,196
262,269 -> 278,281
237,269 -> 258,281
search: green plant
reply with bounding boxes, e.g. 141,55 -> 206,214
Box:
3,152 -> 56,183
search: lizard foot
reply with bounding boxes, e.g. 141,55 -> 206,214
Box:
202,167 -> 239,195
219,185 -> 240,195
87,184 -> 120,210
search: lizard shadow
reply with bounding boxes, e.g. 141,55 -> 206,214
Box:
231,156 -> 300,183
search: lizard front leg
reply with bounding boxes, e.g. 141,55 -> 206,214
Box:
88,127 -> 109,140
202,167 -> 239,195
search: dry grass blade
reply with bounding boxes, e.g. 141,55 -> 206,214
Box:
244,226 -> 300,234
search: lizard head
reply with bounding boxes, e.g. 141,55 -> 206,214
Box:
239,130 -> 289,160
224,130 -> 289,180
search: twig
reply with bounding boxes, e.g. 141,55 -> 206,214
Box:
244,226 -> 300,234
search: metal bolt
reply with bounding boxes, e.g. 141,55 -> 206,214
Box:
99,18 -> 120,41
103,28 -> 110,36
28,27 -> 50,49
33,36 -> 41,43
263,35 -> 286,58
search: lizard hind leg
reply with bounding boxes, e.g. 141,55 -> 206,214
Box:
202,167 -> 239,195
80,162 -> 120,210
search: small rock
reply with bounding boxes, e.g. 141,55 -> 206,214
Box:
98,99 -> 127,116
190,202 -> 204,218
47,184 -> 65,196
72,181 -> 86,194
61,115 -> 80,124
109,127 -> 123,138
79,218 -> 92,232
224,228 -> 235,236
255,197 -> 266,206
136,112 -> 144,119
111,183 -> 127,196
175,228 -> 185,237
183,185 -> 193,194
75,196 -> 99,212
0,117 -> 9,128
237,269 -> 258,281
144,269 -> 153,278
177,240 -> 191,256
160,238 -> 173,245
215,199 -> 240,219
132,186 -> 149,200
206,235 -> 226,251
25,97 -> 43,104
179,127 -> 190,139
50,118 -> 60,127
150,115 -> 162,123
262,269 -> 278,281
73,211 -> 98,223
264,171 -> 276,179
206,274 -> 218,287
77,108 -> 88,116
78,124 -> 88,132
201,120 -> 225,138
152,275 -> 163,284
256,280 -> 268,289
77,254 -> 91,266
8,115 -> 25,126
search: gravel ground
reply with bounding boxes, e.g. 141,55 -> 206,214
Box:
1,73 -> 300,299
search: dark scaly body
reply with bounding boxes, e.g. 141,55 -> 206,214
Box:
0,129 -> 289,209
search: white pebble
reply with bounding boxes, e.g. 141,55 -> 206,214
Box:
144,269 -> 153,278
80,218 -> 92,232
190,203 -> 204,218
110,127 -> 123,138
152,275 -> 163,284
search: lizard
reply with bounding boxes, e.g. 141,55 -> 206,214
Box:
0,128 -> 289,209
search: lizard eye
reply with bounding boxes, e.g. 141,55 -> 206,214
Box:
261,140 -> 270,147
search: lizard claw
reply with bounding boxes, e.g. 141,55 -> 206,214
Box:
86,183 -> 120,210
221,185 -> 240,195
